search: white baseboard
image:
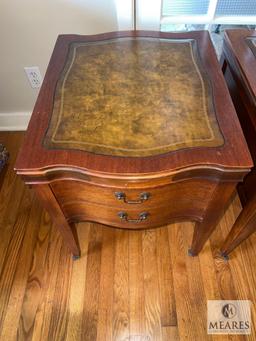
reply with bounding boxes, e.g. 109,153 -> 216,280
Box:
0,112 -> 31,131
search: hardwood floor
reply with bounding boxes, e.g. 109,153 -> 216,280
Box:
0,131 -> 255,341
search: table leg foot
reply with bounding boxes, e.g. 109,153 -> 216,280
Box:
220,251 -> 229,261
188,248 -> 197,257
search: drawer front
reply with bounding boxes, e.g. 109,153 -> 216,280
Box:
60,200 -> 205,229
51,179 -> 214,210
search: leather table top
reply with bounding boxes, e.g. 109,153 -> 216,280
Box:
15,31 -> 252,176
44,37 -> 224,157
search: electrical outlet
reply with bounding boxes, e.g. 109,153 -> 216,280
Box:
24,66 -> 42,88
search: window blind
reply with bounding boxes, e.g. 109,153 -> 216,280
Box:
162,0 -> 211,16
215,0 -> 256,16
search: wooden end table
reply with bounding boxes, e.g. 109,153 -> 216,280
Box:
220,29 -> 256,257
15,31 -> 252,259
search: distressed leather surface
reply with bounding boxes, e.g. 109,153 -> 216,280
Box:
44,37 -> 224,157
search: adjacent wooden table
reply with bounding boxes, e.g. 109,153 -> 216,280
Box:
15,31 -> 252,259
221,29 -> 256,257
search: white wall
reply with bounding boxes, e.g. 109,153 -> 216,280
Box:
0,0 -> 122,130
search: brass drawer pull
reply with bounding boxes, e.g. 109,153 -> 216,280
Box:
118,211 -> 149,223
115,192 -> 150,204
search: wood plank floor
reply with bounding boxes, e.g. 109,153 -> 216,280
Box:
0,131 -> 255,341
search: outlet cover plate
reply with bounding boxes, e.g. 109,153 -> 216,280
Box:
24,66 -> 42,88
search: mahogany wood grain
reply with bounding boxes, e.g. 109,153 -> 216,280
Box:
50,178 -> 214,210
61,200 -> 204,230
52,178 -> 218,231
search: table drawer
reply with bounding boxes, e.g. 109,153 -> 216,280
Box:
61,200 -> 205,229
50,179 -> 214,210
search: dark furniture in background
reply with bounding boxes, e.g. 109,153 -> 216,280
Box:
221,29 -> 256,257
0,144 -> 9,191
0,144 -> 9,173
15,31 -> 252,258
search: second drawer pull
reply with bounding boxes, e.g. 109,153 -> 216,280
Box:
115,192 -> 150,204
118,211 -> 149,223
